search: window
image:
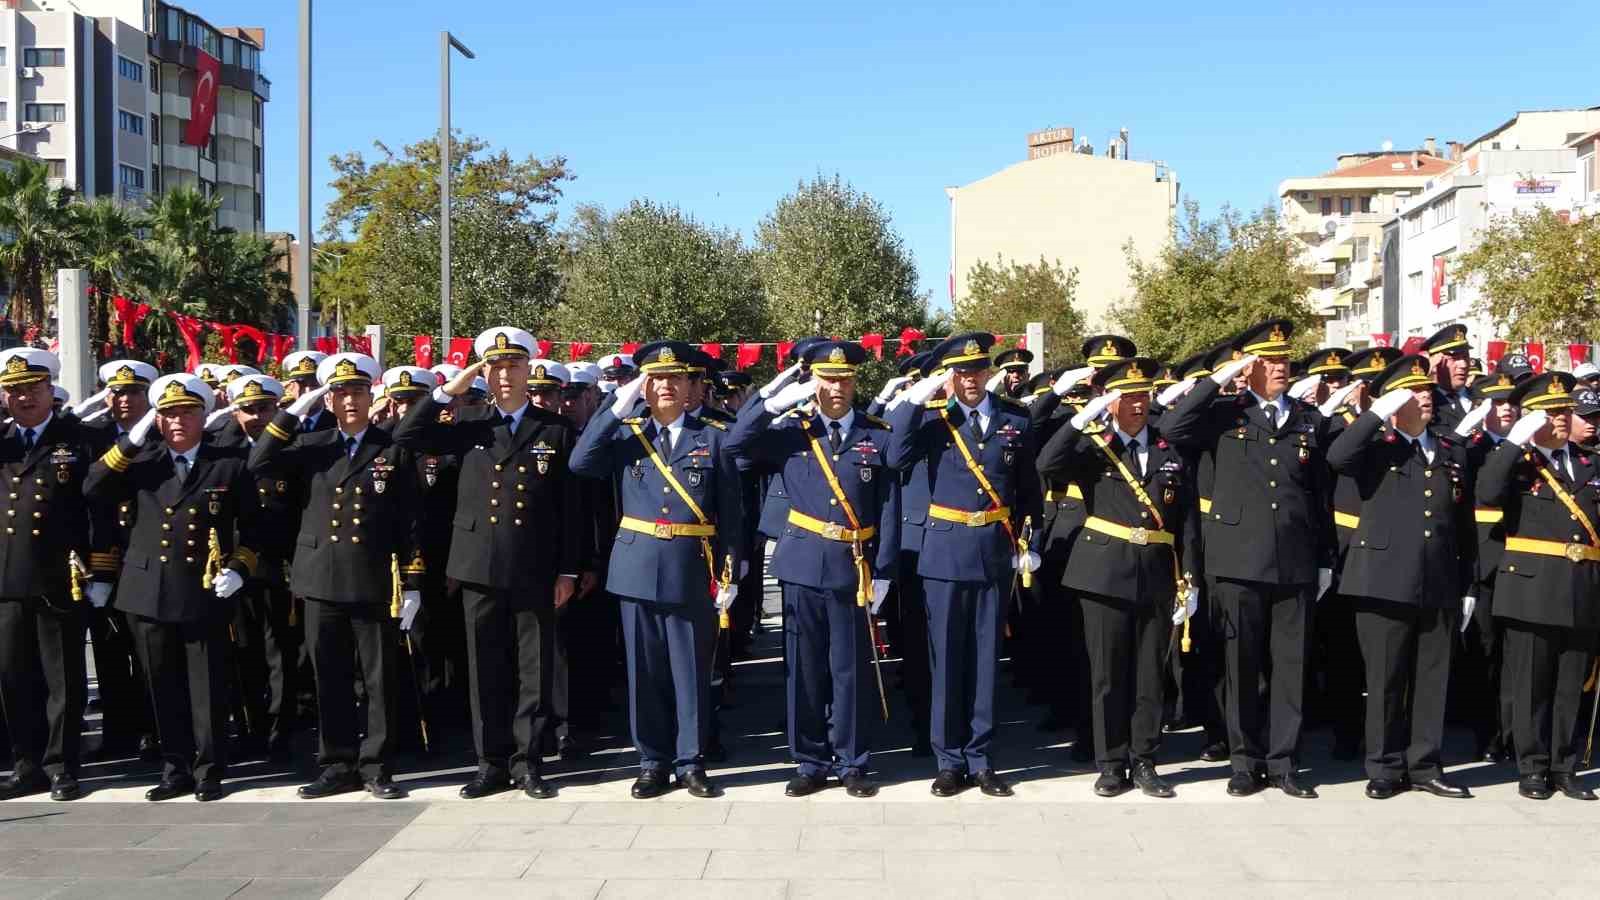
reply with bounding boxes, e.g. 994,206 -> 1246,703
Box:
150,115 -> 160,142
1408,271 -> 1424,300
0,102 -> 6,122
1431,194 -> 1457,227
1320,197 -> 1332,216
0,48 -> 7,67
221,38 -> 236,66
255,191 -> 263,221
199,178 -> 214,198
252,99 -> 262,128
24,48 -> 66,67
1407,214 -> 1423,237
1353,237 -> 1370,262
151,167 -> 162,193
118,110 -> 144,135
202,135 -> 216,161
24,103 -> 67,123
253,145 -> 262,174
1360,196 -> 1373,214
164,9 -> 182,41
118,56 -> 143,83
1583,152 -> 1595,198
119,165 -> 145,189
41,158 -> 65,178
150,64 -> 160,92
1339,197 -> 1353,217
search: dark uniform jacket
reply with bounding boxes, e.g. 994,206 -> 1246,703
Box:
1037,419 -> 1201,608
249,411 -> 422,605
0,415 -> 108,600
1162,380 -> 1334,585
210,419 -> 297,588
84,437 -> 262,624
884,394 -> 1042,582
394,396 -> 582,593
1430,386 -> 1472,433
570,406 -> 744,607
1475,440 -> 1600,630
727,405 -> 899,592
1027,392 -> 1089,564
1323,405 -> 1365,559
1327,413 -> 1475,607
1465,430 -> 1509,588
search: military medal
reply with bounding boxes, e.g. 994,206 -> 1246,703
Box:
687,470 -> 702,487
1163,486 -> 1176,505
860,466 -> 873,483
537,457 -> 549,475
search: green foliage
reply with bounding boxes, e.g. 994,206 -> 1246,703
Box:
1112,200 -> 1317,363
1456,207 -> 1600,343
0,158 -> 77,326
955,255 -> 1084,367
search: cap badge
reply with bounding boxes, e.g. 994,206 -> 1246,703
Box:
659,347 -> 676,364
241,382 -> 263,398
114,365 -> 135,383
496,333 -> 509,350
335,359 -> 358,378
399,371 -> 413,386
162,381 -> 187,402
533,365 -> 546,380
963,339 -> 980,356
828,347 -> 846,364
1267,323 -> 1287,342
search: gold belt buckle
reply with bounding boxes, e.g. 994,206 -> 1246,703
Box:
967,510 -> 988,527
653,522 -> 674,540
1128,527 -> 1149,546
823,522 -> 844,540
1566,542 -> 1588,563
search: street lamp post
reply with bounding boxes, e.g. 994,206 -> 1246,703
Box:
297,0 -> 313,347
440,31 -> 475,343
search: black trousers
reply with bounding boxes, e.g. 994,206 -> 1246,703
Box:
305,598 -> 396,779
128,613 -> 229,784
407,573 -> 468,736
232,582 -> 298,744
1212,578 -> 1312,776
1168,578 -> 1225,745
462,583 -> 553,779
563,587 -> 618,730
1353,599 -> 1454,781
1316,593 -> 1365,749
895,549 -> 931,743
1501,619 -> 1594,776
87,602 -> 152,751
1080,593 -> 1165,771
0,597 -> 86,779
1453,578 -> 1511,753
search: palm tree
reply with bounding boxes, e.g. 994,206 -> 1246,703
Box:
0,158 -> 76,326
70,196 -> 147,346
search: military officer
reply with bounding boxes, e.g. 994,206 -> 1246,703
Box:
194,363 -> 225,392
1570,388 -> 1600,450
570,341 -> 744,799
885,331 -> 1041,798
1162,320 -> 1332,799
713,369 -> 752,415
84,374 -> 263,802
1328,355 -> 1476,800
281,352 -> 334,433
526,359 -> 569,412
598,352 -> 637,394
249,355 -> 420,799
0,349 -> 101,801
1425,325 -> 1475,432
1038,357 -> 1201,798
729,340 -> 898,798
992,348 -> 1034,399
393,328 -> 583,800
1475,373 -> 1600,800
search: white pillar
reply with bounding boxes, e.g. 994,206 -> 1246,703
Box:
1025,321 -> 1045,375
55,269 -> 94,403
365,324 -> 385,367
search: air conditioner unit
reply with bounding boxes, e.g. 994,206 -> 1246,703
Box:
18,66 -> 37,78
1298,192 -> 1311,201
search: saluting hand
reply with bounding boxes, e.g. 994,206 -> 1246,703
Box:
1287,373 -> 1322,401
1367,387 -> 1414,421
287,383 -> 331,418
1156,377 -> 1197,407
127,408 -> 159,446
440,361 -> 487,398
1454,398 -> 1493,437
1506,410 -> 1548,447
1052,366 -> 1095,397
875,376 -> 910,403
764,379 -> 815,415
205,403 -> 238,429
1210,354 -> 1255,386
1318,381 -> 1361,417
1069,390 -> 1119,430
609,374 -> 647,417
760,362 -> 805,399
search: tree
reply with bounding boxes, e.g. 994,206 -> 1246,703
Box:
0,158 -> 76,326
69,197 -> 145,345
1112,200 -> 1316,363
323,133 -> 571,361
955,255 -> 1085,366
1456,207 -> 1600,343
551,200 -> 766,345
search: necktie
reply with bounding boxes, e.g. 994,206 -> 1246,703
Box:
969,410 -> 983,442
502,414 -> 515,430
345,436 -> 358,459
1553,448 -> 1569,481
1127,438 -> 1144,479
174,455 -> 189,482
1413,438 -> 1428,465
1264,404 -> 1279,429
301,415 -> 315,433
828,421 -> 842,453
657,424 -> 673,460
21,429 -> 34,453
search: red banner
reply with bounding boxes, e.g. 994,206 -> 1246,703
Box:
413,335 -> 435,368
1369,333 -> 1393,348
1525,342 -> 1546,374
1430,257 -> 1446,307
170,312 -> 207,371
212,323 -> 238,363
268,333 -> 295,365
700,342 -> 723,360
536,339 -> 553,359
620,342 -> 640,356
1485,340 -> 1507,371
1400,336 -> 1426,354
183,50 -> 221,148
860,332 -> 884,360
1570,344 -> 1591,367
896,327 -> 924,357
344,334 -> 372,356
447,338 -> 472,367
735,343 -> 762,370
775,341 -> 795,364
313,336 -> 338,356
111,296 -> 151,348
568,341 -> 594,361
233,325 -> 267,364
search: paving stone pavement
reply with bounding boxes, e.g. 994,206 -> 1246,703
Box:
4,573 -> 1598,898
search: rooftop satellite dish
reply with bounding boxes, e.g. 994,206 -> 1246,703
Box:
1381,140 -> 1394,152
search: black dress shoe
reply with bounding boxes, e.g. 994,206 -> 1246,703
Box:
1519,773 -> 1553,800
1226,772 -> 1265,797
194,780 -> 224,802
1365,778 -> 1401,800
1133,762 -> 1175,799
930,769 -> 968,797
1093,770 -> 1132,798
631,770 -> 671,799
367,777 -> 408,800
298,770 -> 363,799
519,774 -> 557,799
146,777 -> 197,802
1479,736 -> 1511,764
459,772 -> 512,800
1199,741 -> 1229,763
0,772 -> 50,801
973,769 -> 1013,797
1273,772 -> 1318,799
678,768 -> 719,798
49,773 -> 81,802
1412,777 -> 1471,799
1551,774 -> 1597,801
842,773 -> 878,798
785,773 -> 827,797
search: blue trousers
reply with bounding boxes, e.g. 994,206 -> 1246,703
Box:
619,597 -> 715,777
782,582 -> 872,778
923,577 -> 1003,773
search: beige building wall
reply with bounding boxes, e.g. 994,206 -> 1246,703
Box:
946,151 -> 1177,330
1465,109 -> 1600,155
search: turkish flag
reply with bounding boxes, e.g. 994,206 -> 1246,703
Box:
775,341 -> 795,364
859,333 -> 884,360
1430,257 -> 1446,307
1570,344 -> 1591,367
1485,340 -> 1507,371
1400,336 -> 1426,354
1525,342 -> 1545,373
568,341 -> 594,361
620,342 -> 640,356
314,336 -> 338,356
536,339 -> 553,359
344,334 -> 372,356
170,312 -> 207,371
1370,333 -> 1393,348
735,343 -> 762,370
447,338 -> 472,367
700,342 -> 723,360
896,327 -> 924,357
414,335 -> 435,368
183,50 -> 221,147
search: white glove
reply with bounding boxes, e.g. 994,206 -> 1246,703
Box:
1013,550 -> 1041,574
1318,381 -> 1361,417
1460,596 -> 1475,633
1069,390 -> 1120,430
205,403 -> 238,429
869,579 -> 891,615
903,373 -> 946,406
1316,567 -> 1333,601
759,362 -> 804,399
1506,410 -> 1548,447
1287,373 -> 1322,401
1052,366 -> 1096,396
212,568 -> 244,599
609,373 -> 646,417
1454,398 -> 1493,437
87,582 -> 111,608
598,381 -> 618,395
127,408 -> 158,446
715,583 -> 738,612
1211,354 -> 1255,386
82,407 -> 111,424
985,371 -> 1007,393
287,383 -> 331,418
875,376 -> 910,403
399,590 -> 422,631
1367,387 -> 1413,421
763,379 -> 816,415
71,388 -> 109,418
1173,582 -> 1199,625
1157,377 -> 1198,408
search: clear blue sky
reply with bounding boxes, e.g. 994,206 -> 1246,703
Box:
206,0 -> 1598,314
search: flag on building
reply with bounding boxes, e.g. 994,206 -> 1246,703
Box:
183,50 -> 221,147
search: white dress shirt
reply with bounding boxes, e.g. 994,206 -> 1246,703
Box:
1537,442 -> 1575,480
1115,425 -> 1152,474
1248,389 -> 1289,426
954,396 -> 995,436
